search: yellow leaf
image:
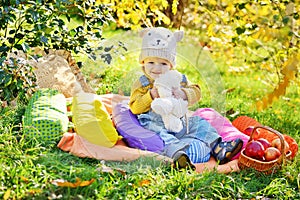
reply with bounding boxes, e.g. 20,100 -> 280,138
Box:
256,52 -> 299,111
282,54 -> 299,78
86,8 -> 94,15
149,4 -> 158,12
208,0 -> 217,6
95,0 -> 102,6
139,179 -> 151,186
245,37 -> 255,46
225,4 -> 236,15
3,189 -> 11,200
97,165 -> 127,176
274,109 -> 282,115
52,178 -> 95,188
161,0 -> 169,9
258,6 -> 271,16
172,0 -> 179,15
262,97 -> 269,109
267,93 -> 273,104
154,10 -> 170,25
207,23 -> 215,37
20,176 -> 29,183
245,3 -> 256,14
251,28 -> 264,39
79,178 -> 96,187
130,12 -> 140,24
256,72 -> 292,110
252,27 -> 283,42
28,189 -> 42,195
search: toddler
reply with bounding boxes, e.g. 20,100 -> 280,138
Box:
129,27 -> 243,168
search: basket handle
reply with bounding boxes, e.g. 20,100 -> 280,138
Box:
250,126 -> 287,163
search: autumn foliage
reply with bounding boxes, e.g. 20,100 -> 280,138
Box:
1,0 -> 299,109
106,0 -> 299,110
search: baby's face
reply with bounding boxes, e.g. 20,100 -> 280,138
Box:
143,57 -> 172,80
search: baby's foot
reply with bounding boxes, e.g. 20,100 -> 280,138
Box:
212,139 -> 243,165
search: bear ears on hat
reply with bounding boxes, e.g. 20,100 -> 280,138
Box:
139,27 -> 184,42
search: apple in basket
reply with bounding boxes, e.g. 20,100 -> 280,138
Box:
243,126 -> 254,136
271,138 -> 290,154
244,140 -> 265,160
243,126 -> 260,139
256,138 -> 271,150
264,147 -> 281,161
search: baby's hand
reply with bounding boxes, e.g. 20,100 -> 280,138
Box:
172,88 -> 187,100
150,87 -> 160,99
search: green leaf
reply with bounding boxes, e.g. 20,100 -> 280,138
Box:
236,27 -> 245,35
15,33 -> 24,39
2,74 -> 13,87
237,3 -> 246,9
273,15 -> 279,21
8,37 -> 15,44
0,45 -> 9,53
282,16 -> 290,24
9,30 -> 15,34
40,36 -> 48,44
21,42 -> 30,52
104,45 -> 113,52
0,69 -> 5,84
28,10 -> 38,22
0,57 -> 6,66
14,44 -> 22,50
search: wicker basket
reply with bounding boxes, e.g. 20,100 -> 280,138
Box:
238,126 -> 292,174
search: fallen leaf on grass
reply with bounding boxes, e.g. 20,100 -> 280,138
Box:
138,179 -> 151,186
3,189 -> 10,200
1,101 -> 8,108
98,165 -> 114,174
51,178 -> 95,188
97,165 -> 126,176
20,176 -> 29,183
28,189 -> 42,195
221,88 -> 236,94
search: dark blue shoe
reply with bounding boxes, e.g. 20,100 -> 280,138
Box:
212,139 -> 243,165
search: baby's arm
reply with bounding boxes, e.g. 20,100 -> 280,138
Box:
129,89 -> 152,114
172,74 -> 201,105
172,87 -> 187,100
150,87 -> 160,99
129,80 -> 153,114
182,84 -> 201,106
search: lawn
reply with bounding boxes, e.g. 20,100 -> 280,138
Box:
0,29 -> 299,199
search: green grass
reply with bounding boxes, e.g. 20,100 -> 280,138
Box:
0,29 -> 299,199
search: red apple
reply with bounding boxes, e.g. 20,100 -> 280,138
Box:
264,147 -> 281,161
243,126 -> 254,136
271,138 -> 290,153
244,140 -> 265,160
243,126 -> 260,139
256,138 -> 271,150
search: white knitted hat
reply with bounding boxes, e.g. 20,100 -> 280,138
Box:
139,27 -> 184,67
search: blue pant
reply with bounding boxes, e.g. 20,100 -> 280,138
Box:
138,111 -> 221,163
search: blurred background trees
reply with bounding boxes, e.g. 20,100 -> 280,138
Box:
1,0 -> 299,109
